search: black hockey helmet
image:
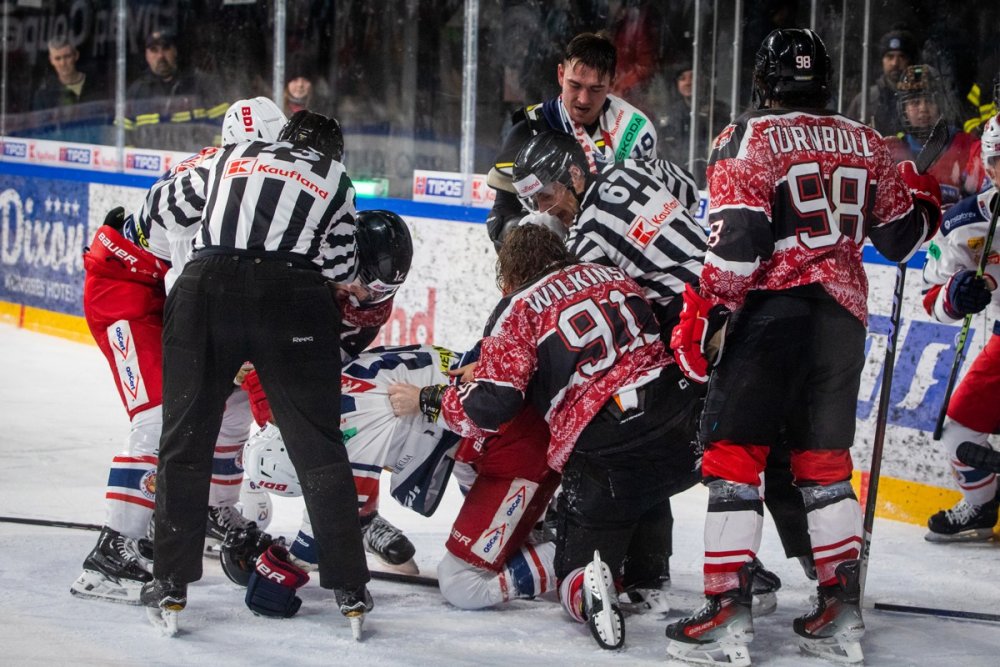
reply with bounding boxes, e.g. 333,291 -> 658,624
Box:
354,210 -> 413,304
277,110 -> 344,161
752,28 -> 831,109
896,64 -> 943,141
511,130 -> 588,212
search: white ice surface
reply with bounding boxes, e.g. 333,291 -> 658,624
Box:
1,324 -> 998,665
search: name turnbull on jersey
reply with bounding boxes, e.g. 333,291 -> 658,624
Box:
762,123 -> 875,157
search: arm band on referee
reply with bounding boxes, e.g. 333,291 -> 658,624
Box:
419,384 -> 447,423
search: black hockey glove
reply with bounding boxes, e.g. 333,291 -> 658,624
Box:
245,545 -> 310,618
220,526 -> 277,587
102,206 -> 125,230
943,269 -> 994,318
419,384 -> 447,423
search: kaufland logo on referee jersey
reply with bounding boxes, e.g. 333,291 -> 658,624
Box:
225,158 -> 258,177
59,146 -> 92,165
126,153 -> 162,172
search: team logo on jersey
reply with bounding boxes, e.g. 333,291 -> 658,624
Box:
968,236 -> 985,252
714,124 -> 736,150
140,470 -> 156,499
627,215 -> 659,248
225,158 -> 257,178
341,376 -> 377,394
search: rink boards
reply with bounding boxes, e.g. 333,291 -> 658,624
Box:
0,158 -> 982,526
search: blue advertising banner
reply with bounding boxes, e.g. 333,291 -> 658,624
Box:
0,174 -> 90,316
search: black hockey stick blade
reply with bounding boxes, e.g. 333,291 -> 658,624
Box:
367,568 -> 439,588
873,601 -> 1000,624
914,118 -> 949,174
956,441 -> 1000,473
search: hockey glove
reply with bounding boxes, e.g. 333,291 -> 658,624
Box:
102,206 -> 125,230
669,284 -> 729,383
240,369 -> 273,427
418,384 -> 448,423
942,269 -> 995,319
897,160 -> 942,241
245,544 -> 310,618
221,527 -> 278,587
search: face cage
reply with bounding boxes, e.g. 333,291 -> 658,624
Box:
898,93 -> 940,141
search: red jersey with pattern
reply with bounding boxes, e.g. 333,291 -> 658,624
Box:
440,262 -> 667,472
703,109 -> 927,324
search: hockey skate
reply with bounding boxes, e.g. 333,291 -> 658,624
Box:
205,504 -> 257,555
362,512 -> 418,574
665,563 -> 754,667
140,578 -> 187,637
925,497 -> 999,542
335,584 -> 374,641
582,550 -> 625,650
749,558 -> 782,617
70,526 -> 152,605
620,585 -> 670,615
794,559 -> 865,665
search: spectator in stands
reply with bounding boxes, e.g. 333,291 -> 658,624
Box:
847,28 -> 918,136
32,37 -> 107,110
886,64 -> 978,207
127,29 -> 221,119
658,62 -> 728,177
283,65 -> 329,117
126,29 -> 225,151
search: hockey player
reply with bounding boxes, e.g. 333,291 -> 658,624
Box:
886,64 -> 978,208
922,112 -> 1000,542
236,210 -> 429,573
665,29 -> 941,666
486,31 -> 658,249
143,110 -> 373,639
70,97 -> 287,605
231,343 -> 462,578
389,224 -> 700,650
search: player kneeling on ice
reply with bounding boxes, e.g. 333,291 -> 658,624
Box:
224,342 -> 463,590
388,224 -> 700,650
921,112 -> 1000,542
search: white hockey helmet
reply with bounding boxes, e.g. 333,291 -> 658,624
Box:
243,423 -> 302,497
981,113 -> 1000,170
221,97 -> 287,146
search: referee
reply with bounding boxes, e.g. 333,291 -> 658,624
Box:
143,111 -> 371,633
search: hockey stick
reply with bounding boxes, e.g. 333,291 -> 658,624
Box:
955,441 -> 1000,473
872,601 -> 1000,624
859,118 -> 949,601
0,514 -> 440,588
932,190 -> 1000,440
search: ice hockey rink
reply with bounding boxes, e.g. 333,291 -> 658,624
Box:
1,323 -> 998,666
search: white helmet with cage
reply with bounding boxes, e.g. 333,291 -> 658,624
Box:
221,97 -> 287,146
243,423 -> 302,497
981,113 -> 1000,171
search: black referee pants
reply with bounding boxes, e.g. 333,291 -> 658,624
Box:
155,254 -> 369,590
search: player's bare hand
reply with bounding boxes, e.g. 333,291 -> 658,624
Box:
448,362 -> 477,383
388,383 -> 421,416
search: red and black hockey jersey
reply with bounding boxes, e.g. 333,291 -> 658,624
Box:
439,262 -> 668,472
702,109 -> 928,323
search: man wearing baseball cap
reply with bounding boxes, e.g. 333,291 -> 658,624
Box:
848,28 -> 920,135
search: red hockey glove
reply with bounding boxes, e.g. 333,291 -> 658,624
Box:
897,160 -> 942,241
669,284 -> 729,384
245,544 -> 310,618
240,368 -> 273,427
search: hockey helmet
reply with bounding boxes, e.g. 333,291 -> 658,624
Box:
243,423 -> 302,497
752,28 -> 831,109
277,110 -> 345,161
981,113 -> 1000,170
221,97 -> 287,146
896,65 -> 944,140
511,131 -> 588,213
354,209 -> 413,304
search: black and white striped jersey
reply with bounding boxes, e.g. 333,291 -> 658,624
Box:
566,158 -> 706,314
185,141 -> 358,282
